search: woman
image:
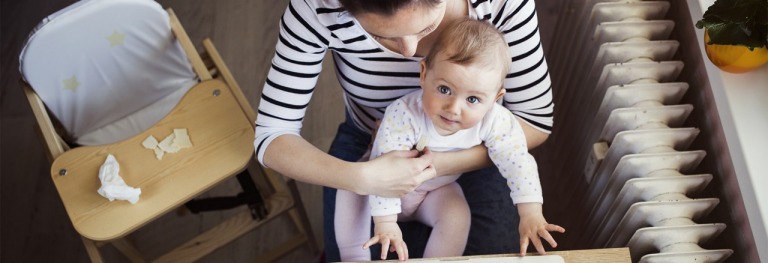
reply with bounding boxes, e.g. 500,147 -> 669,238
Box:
255,0 -> 554,260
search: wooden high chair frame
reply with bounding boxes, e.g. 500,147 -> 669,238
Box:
21,8 -> 318,263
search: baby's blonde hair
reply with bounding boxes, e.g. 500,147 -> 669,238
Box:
423,18 -> 510,86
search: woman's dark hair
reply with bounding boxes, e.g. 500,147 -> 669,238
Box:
339,0 -> 443,17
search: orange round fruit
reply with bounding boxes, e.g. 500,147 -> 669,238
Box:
704,30 -> 768,74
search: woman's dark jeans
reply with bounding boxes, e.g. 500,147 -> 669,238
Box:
324,117 -> 520,261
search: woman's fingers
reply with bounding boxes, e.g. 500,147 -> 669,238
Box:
365,149 -> 436,197
417,147 -> 434,164
392,148 -> 433,170
413,148 -> 436,184
389,149 -> 420,158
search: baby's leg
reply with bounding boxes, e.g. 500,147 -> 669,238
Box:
414,182 -> 471,257
335,189 -> 372,261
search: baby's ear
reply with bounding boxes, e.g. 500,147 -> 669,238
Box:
419,60 -> 429,89
419,60 -> 427,81
495,88 -> 506,102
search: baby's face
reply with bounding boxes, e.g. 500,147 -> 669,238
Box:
420,56 -> 505,136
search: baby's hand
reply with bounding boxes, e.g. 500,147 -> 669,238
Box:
363,219 -> 409,260
517,203 -> 565,256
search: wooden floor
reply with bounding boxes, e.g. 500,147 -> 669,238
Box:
0,0 -> 562,262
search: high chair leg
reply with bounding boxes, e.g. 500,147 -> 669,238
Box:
81,236 -> 104,263
112,238 -> 145,263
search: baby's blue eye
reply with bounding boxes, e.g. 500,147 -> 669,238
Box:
438,85 -> 451,95
467,96 -> 480,104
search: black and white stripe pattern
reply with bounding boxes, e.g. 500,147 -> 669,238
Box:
255,0 -> 554,163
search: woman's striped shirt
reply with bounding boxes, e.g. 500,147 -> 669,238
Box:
255,0 -> 553,164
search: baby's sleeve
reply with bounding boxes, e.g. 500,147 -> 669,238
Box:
484,108 -> 543,204
368,100 -> 419,216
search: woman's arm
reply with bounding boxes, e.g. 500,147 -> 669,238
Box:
518,116 -> 549,148
493,0 -> 555,146
431,145 -> 490,176
263,134 -> 435,197
257,0 -> 436,197
430,115 -> 547,177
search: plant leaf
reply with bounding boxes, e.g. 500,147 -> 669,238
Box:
705,0 -> 765,23
697,0 -> 768,49
705,22 -> 766,49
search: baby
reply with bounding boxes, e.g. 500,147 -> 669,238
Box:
337,18 -> 564,261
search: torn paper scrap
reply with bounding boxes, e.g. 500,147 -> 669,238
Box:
158,133 -> 180,153
143,135 -> 165,160
153,147 -> 165,160
97,154 -> 141,204
143,128 -> 193,160
416,135 -> 429,152
142,135 -> 158,150
171,128 -> 192,149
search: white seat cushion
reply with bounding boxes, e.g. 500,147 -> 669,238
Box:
19,0 -> 197,145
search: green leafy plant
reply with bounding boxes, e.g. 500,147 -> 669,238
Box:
695,0 -> 768,50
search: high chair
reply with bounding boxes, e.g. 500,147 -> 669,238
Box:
19,0 -> 318,261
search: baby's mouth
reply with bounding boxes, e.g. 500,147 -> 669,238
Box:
440,115 -> 459,124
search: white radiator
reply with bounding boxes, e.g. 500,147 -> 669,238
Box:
548,1 -> 734,262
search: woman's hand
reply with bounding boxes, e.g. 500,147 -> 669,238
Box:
517,203 -> 565,256
363,215 -> 409,260
357,148 -> 436,197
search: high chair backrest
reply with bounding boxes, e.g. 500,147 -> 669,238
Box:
19,0 -> 197,146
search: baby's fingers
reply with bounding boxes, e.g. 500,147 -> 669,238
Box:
538,229 -> 557,250
362,236 -> 380,249
404,242 -> 409,260
530,234 -> 546,255
395,241 -> 409,261
542,224 -> 565,248
520,237 -> 530,256
547,224 -> 566,233
380,238 -> 391,260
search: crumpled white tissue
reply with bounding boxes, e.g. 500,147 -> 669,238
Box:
97,154 -> 141,204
